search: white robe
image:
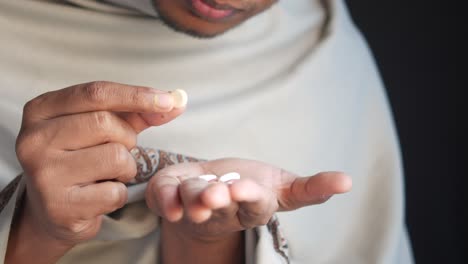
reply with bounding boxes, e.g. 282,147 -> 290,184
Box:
0,0 -> 413,263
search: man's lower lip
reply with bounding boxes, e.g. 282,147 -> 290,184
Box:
190,0 -> 236,20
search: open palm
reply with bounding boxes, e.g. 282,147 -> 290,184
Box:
145,158 -> 352,240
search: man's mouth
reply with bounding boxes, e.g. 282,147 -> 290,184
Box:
188,0 -> 240,21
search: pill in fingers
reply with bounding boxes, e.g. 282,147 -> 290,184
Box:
171,89 -> 188,108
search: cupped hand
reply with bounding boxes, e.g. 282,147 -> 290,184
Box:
145,158 -> 352,241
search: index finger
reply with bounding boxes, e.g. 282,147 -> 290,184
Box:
24,81 -> 176,123
145,162 -> 206,221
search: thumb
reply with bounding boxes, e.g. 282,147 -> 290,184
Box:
119,89 -> 188,133
278,172 -> 352,211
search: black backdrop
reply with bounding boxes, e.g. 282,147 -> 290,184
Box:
345,1 -> 461,263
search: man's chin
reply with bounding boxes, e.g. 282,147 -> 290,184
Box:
151,0 -> 280,39
156,11 -> 241,39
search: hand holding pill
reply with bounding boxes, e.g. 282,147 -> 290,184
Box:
12,81 -> 188,252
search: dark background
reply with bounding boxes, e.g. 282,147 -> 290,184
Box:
345,1 -> 461,263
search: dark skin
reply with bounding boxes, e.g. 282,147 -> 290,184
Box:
148,160 -> 351,264
153,0 -> 278,38
6,2 -> 352,264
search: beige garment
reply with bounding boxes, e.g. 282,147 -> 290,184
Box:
65,0 -> 158,16
0,0 -> 413,263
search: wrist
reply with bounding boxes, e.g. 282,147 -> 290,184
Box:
161,220 -> 245,264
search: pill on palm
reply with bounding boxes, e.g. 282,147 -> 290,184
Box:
198,174 -> 217,182
171,89 -> 188,108
219,172 -> 240,183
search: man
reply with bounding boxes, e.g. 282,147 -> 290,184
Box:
0,0 -> 413,263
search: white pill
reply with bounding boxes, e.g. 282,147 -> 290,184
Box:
219,172 -> 240,183
171,89 -> 188,108
198,174 -> 217,182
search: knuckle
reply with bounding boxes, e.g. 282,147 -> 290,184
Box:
84,81 -> 110,103
116,157 -> 136,183
16,130 -> 46,166
104,143 -> 135,182
15,134 -> 32,162
22,100 -> 37,118
22,94 -> 46,118
110,143 -> 130,166
130,87 -> 144,106
108,143 -> 127,161
92,111 -> 113,131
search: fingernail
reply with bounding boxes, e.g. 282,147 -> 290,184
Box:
170,89 -> 188,108
154,93 -> 174,109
